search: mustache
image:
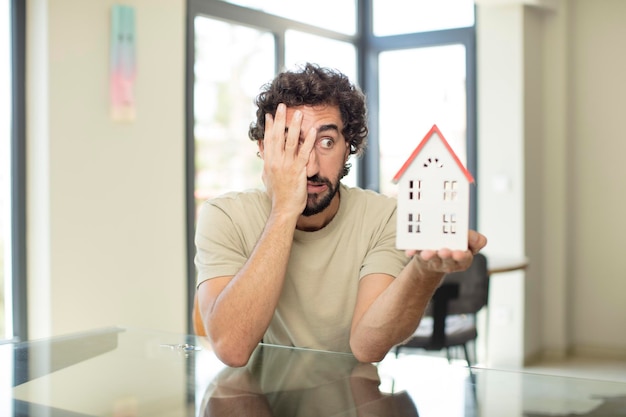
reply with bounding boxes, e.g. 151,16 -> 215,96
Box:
307,174 -> 331,186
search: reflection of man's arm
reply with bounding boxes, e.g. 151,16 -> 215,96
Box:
349,363 -> 419,417
201,367 -> 273,417
204,391 -> 272,417
350,363 -> 390,416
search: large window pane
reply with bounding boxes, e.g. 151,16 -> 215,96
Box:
378,45 -> 467,197
219,0 -> 357,35
284,30 -> 358,187
0,0 -> 11,340
285,31 -> 356,81
193,16 -> 275,212
373,0 -> 474,36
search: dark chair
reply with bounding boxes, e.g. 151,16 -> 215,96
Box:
394,253 -> 489,365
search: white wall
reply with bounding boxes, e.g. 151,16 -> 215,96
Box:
478,0 -> 626,366
26,0 -> 187,338
477,3 -> 527,367
567,0 -> 626,357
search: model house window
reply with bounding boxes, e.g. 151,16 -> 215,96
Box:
408,179 -> 421,200
408,213 -> 421,233
422,157 -> 443,168
443,180 -> 458,201
443,213 -> 457,234
443,224 -> 457,234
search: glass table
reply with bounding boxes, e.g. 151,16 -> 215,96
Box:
2,327 -> 625,416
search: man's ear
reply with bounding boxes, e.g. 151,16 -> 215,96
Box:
258,140 -> 264,157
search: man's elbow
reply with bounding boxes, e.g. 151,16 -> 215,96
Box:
215,350 -> 252,368
210,336 -> 256,367
350,342 -> 388,364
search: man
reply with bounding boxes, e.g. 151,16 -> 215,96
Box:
195,63 -> 487,367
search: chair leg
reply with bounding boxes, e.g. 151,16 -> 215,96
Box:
463,343 -> 472,366
446,347 -> 452,363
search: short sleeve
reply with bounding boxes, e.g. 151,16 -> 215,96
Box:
359,206 -> 410,280
194,201 -> 249,287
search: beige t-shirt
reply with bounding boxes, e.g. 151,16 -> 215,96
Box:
194,184 -> 409,353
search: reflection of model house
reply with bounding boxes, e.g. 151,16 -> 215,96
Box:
392,125 -> 474,251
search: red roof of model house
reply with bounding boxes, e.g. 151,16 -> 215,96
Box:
391,124 -> 475,184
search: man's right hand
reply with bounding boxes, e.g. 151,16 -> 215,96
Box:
260,103 -> 317,219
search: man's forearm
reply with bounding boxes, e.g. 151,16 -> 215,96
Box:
350,258 -> 444,362
202,212 -> 298,366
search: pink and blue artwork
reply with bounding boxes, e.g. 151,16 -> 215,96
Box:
110,5 -> 136,122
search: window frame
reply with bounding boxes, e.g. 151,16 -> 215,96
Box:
357,0 -> 477,225
9,0 -> 27,342
185,0 -> 476,332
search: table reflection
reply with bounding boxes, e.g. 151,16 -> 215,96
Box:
199,345 -> 419,417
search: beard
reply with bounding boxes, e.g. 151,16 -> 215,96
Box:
301,173 -> 341,217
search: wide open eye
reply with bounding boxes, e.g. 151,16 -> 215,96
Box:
318,138 -> 334,150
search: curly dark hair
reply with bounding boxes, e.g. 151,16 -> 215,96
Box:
248,63 -> 368,178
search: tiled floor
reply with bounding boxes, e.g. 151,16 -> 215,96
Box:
395,347 -> 626,383
383,352 -> 626,417
523,356 -> 626,383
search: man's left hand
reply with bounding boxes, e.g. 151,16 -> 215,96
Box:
406,230 -> 487,274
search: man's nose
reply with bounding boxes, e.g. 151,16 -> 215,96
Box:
306,148 -> 320,178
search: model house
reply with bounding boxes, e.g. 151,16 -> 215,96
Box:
392,125 -> 474,251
